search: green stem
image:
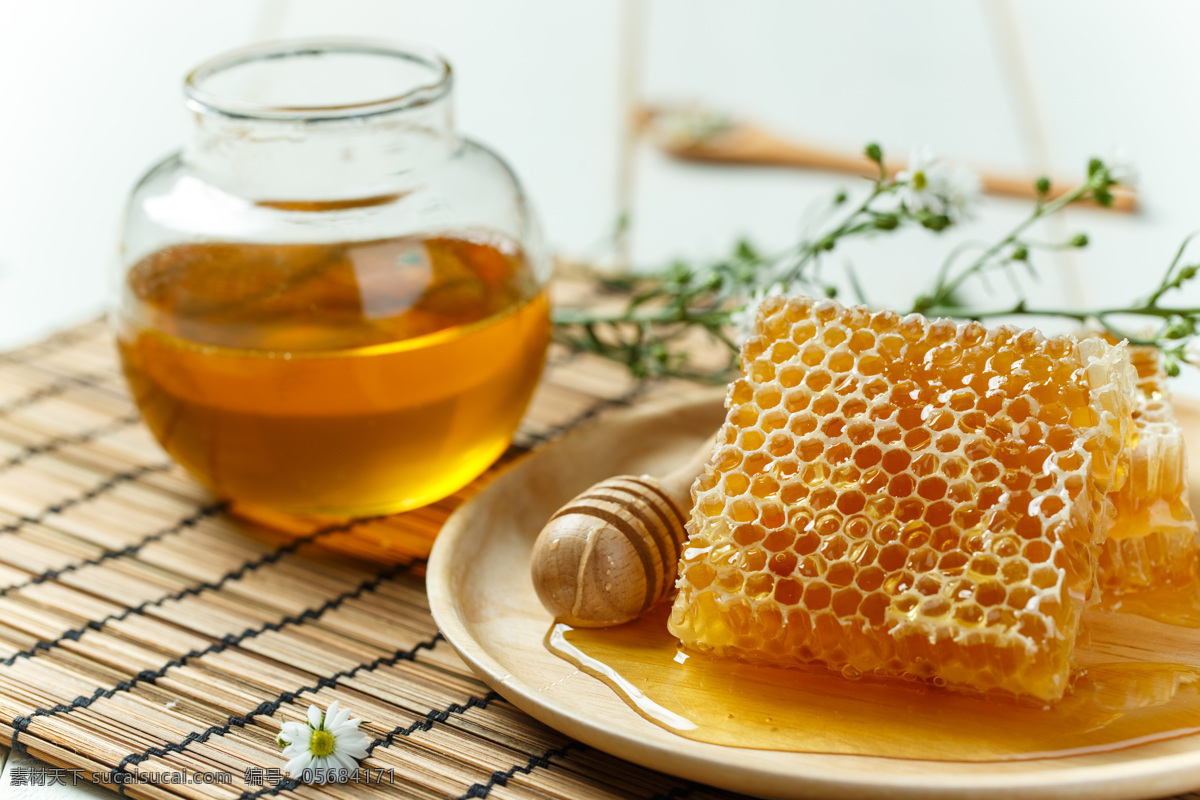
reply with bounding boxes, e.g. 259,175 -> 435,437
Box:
1146,232 -> 1200,307
922,304 -> 1200,321
552,306 -> 730,326
781,185 -> 887,284
922,179 -> 1096,309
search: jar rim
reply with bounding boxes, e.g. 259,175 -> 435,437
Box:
184,38 -> 453,121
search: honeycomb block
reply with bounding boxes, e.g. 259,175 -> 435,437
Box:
1100,345 -> 1200,593
669,296 -> 1136,701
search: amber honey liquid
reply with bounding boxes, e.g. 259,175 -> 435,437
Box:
117,235 -> 549,516
548,604 -> 1200,761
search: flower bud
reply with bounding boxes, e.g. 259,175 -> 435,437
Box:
1011,246 -> 1028,261
918,212 -> 950,232
864,143 -> 883,164
875,214 -> 899,230
1164,321 -> 1192,340
1070,233 -> 1089,247
1035,176 -> 1051,195
1088,157 -> 1104,177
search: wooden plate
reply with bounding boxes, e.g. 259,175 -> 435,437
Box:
427,391 -> 1200,800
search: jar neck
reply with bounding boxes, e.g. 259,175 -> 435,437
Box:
183,94 -> 458,201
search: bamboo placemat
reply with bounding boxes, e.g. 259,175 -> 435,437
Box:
0,315 -> 1195,800
0,312 -> 748,800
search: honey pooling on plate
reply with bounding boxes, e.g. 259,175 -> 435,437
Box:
669,296 -> 1136,701
1099,345 -> 1200,596
116,235 -> 549,517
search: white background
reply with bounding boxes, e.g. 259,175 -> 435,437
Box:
3,0 -> 1200,793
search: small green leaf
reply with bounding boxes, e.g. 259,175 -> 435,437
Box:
845,263 -> 869,305
735,238 -> 760,262
1164,321 -> 1191,339
918,212 -> 950,232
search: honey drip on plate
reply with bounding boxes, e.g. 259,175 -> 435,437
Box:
547,604 -> 1200,761
117,235 -> 549,516
1097,584 -> 1200,628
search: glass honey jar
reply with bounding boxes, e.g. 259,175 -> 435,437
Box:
113,40 -> 551,517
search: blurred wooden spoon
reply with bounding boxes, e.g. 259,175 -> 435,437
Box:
638,105 -> 1137,213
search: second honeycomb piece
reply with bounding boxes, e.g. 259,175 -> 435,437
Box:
669,296 -> 1136,702
1100,345 -> 1200,594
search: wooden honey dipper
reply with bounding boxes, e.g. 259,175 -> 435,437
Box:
530,434 -> 717,627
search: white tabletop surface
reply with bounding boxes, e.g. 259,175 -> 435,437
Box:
4,0 -> 1200,796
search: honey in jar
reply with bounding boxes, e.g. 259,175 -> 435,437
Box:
116,234 -> 549,516
115,40 -> 554,519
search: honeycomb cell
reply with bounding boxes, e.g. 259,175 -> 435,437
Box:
821,417 -> 846,438
731,404 -> 759,428
806,370 -> 833,391
827,561 -> 856,587
780,482 -> 808,505
828,350 -> 855,373
769,341 -> 799,364
670,294 -> 1136,701
738,429 -> 766,451
750,474 -> 780,498
723,472 -> 750,495
917,476 -> 948,500
824,327 -> 848,347
755,386 -> 782,408
733,523 -> 765,546
750,360 -> 776,383
826,442 -> 852,464
770,551 -> 798,576
767,432 -> 793,458
812,394 -> 839,416
801,344 -> 825,366
847,421 -> 875,446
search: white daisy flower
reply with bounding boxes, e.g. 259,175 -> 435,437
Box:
1106,146 -> 1138,187
276,701 -> 369,784
943,165 -> 982,222
1183,337 -> 1200,367
731,283 -> 787,343
895,146 -> 949,215
895,146 -> 981,222
654,107 -> 733,148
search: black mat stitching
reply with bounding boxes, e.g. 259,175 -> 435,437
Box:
0,513 -> 384,667
232,692 -> 501,800
0,501 -> 227,598
0,462 -> 172,535
108,631 -> 444,786
10,558 -> 421,754
0,414 -> 141,474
